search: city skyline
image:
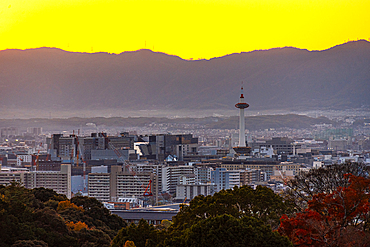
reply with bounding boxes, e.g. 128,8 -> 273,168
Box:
1,0 -> 369,60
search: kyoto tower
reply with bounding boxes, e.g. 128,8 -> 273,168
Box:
233,86 -> 251,155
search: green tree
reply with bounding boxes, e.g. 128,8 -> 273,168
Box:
0,184 -> 125,247
111,219 -> 159,247
155,220 -> 172,230
172,185 -> 294,231
166,214 -> 292,247
111,185 -> 293,247
67,196 -> 127,238
32,187 -> 67,203
75,228 -> 111,247
11,240 -> 48,247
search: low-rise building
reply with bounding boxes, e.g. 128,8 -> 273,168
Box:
175,183 -> 216,201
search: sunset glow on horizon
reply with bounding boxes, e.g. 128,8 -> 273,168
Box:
0,0 -> 369,60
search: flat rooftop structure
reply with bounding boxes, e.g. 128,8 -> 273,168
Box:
1,166 -> 29,172
221,158 -> 279,164
111,203 -> 186,225
112,209 -> 178,225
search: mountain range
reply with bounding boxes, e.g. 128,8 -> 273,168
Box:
0,40 -> 369,117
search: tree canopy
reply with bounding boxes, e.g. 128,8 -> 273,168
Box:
166,214 -> 292,247
172,184 -> 295,231
279,173 -> 370,246
284,162 -> 370,211
0,183 -> 126,247
111,185 -> 294,247
111,219 -> 160,247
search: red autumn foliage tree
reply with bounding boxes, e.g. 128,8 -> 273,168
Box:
278,174 -> 370,246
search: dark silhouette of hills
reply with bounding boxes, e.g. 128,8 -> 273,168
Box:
0,40 -> 369,114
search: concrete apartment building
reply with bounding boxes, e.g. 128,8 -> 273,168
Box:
0,127 -> 18,140
58,136 -> 77,161
162,165 -> 195,195
88,165 -> 157,202
0,168 -> 24,185
88,166 -> 111,201
0,164 -> 71,198
210,167 -> 263,193
131,162 -> 162,192
24,164 -> 71,198
240,168 -> 262,185
211,168 -> 242,192
194,165 -> 213,184
175,183 -> 216,201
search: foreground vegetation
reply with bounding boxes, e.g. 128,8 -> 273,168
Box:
1,162 -> 370,247
113,162 -> 370,247
111,185 -> 294,247
0,184 -> 126,247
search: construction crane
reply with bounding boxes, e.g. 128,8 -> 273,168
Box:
13,152 -> 23,166
143,180 -> 153,197
31,143 -> 43,171
75,130 -> 87,192
76,134 -> 80,167
275,165 -> 288,185
32,150 -> 39,171
101,132 -> 153,197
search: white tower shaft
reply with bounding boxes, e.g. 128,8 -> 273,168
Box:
239,109 -> 245,146
235,86 -> 249,148
239,97 -> 246,147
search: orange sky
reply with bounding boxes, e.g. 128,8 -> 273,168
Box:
0,0 -> 369,59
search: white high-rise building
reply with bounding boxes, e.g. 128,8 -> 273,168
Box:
162,165 -> 195,195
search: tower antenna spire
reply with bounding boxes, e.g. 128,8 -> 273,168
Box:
240,81 -> 244,98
